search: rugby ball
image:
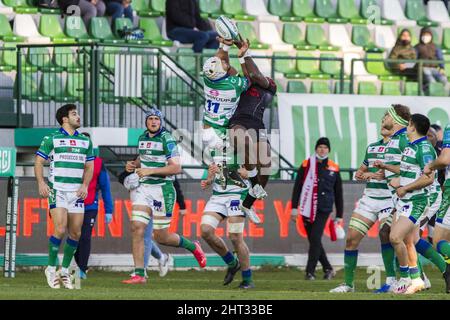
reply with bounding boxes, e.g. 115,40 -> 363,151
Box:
215,15 -> 239,40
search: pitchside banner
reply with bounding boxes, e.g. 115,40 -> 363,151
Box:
277,94 -> 450,168
0,179 -> 398,255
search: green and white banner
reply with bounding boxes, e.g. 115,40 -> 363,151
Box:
277,93 -> 450,169
0,147 -> 16,177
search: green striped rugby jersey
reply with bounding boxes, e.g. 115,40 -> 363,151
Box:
212,174 -> 249,196
362,139 -> 391,199
36,128 -> 94,192
202,74 -> 249,128
137,129 -> 179,185
384,127 -> 409,185
442,124 -> 450,188
399,136 -> 436,201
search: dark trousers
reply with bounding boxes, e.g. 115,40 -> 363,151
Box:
74,209 -> 98,273
167,28 -> 219,53
106,2 -> 133,26
303,211 -> 333,275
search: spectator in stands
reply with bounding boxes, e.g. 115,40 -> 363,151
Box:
165,0 -> 219,53
105,0 -> 133,28
290,137 -> 344,281
415,27 -> 448,91
74,132 -> 114,279
58,0 -> 105,28
388,29 -> 417,80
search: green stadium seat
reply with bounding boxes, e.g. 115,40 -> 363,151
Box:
114,18 -> 149,44
236,22 -> 269,49
1,43 -> 18,68
334,80 -> 351,94
3,0 -> 38,13
442,29 -> 450,53
65,16 -> 95,43
445,54 -> 450,79
139,18 -> 173,46
360,0 -> 393,25
150,0 -> 165,14
268,0 -> 302,22
39,15 -> 72,43
282,23 -> 306,47
40,73 -> 77,102
310,81 -> 331,93
301,24 -> 337,51
274,52 -> 304,78
337,0 -> 366,24
365,52 -> 392,76
381,81 -> 401,95
320,53 -> 341,77
404,82 -> 421,96
358,81 -> 377,95
66,72 -> 84,100
53,46 -> 81,72
274,79 -> 285,92
222,0 -> 254,20
199,0 -> 222,18
142,75 -> 157,103
176,48 -> 198,75
90,17 -> 125,43
296,51 -> 320,75
292,0 -> 324,23
405,0 -> 438,27
16,74 -> 50,102
133,0 -> 160,17
351,25 -> 382,52
0,14 -> 24,42
164,77 -> 195,106
315,0 -> 347,23
27,47 -> 62,72
287,80 -> 307,93
428,82 -> 447,96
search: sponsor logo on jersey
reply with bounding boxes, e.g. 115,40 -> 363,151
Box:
70,140 -> 76,146
210,89 -> 219,97
59,140 -> 66,146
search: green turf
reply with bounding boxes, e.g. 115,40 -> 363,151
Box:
1,267 -> 449,300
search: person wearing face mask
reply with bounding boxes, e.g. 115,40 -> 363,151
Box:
415,27 -> 448,92
290,137 -> 344,281
388,29 -> 417,81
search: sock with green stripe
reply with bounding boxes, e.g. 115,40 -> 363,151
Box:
48,236 -> 62,267
135,268 -> 145,277
62,238 -> 78,269
178,235 -> 196,252
399,266 -> 410,279
437,240 -> 450,259
381,243 -> 396,278
222,251 -> 237,268
409,266 -> 420,279
242,269 -> 252,283
344,249 -> 358,287
416,239 -> 447,273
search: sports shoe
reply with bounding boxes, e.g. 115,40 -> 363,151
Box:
45,266 -> 60,289
122,275 -> 147,284
404,278 -> 425,295
158,253 -> 170,277
443,263 -> 450,293
422,272 -> 431,290
59,270 -> 74,289
392,278 -> 412,294
329,283 -> 354,293
227,169 -> 247,189
223,259 -> 241,286
305,273 -> 315,281
249,184 -> 267,200
238,281 -> 255,289
240,205 -> 261,224
192,241 -> 207,268
323,269 -> 336,280
373,283 -> 392,293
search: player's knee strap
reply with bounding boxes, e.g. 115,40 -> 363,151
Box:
152,219 -> 171,230
349,217 -> 370,236
131,210 -> 150,224
228,222 -> 245,233
201,215 -> 220,229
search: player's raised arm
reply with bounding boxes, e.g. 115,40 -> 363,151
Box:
235,35 -> 269,89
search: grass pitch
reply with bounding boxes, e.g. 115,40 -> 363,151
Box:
1,266 -> 450,300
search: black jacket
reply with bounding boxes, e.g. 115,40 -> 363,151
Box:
291,158 -> 344,218
57,0 -> 79,14
165,0 -> 211,33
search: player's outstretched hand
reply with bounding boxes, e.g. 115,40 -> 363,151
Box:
396,186 -> 407,198
201,180 -> 211,190
423,164 -> 433,176
76,184 -> 88,200
38,181 -> 50,198
216,36 -> 233,46
136,168 -> 153,178
354,170 -> 365,181
237,37 -> 250,58
126,161 -> 136,173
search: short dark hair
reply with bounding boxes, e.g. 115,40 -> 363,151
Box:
56,104 -> 77,125
392,104 -> 411,122
410,114 -> 430,136
431,124 -> 442,132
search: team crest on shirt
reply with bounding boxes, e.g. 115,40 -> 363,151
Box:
403,147 -> 416,157
153,200 -> 162,211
